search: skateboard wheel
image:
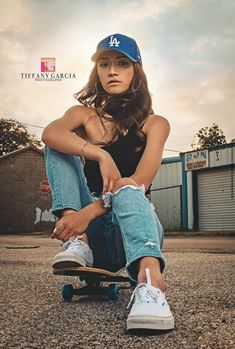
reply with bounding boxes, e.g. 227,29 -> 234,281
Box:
107,284 -> 119,300
62,284 -> 74,301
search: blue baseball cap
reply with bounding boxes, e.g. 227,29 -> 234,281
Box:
91,33 -> 142,64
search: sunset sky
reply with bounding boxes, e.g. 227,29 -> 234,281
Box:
0,0 -> 234,158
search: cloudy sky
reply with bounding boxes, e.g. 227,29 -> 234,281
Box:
0,0 -> 234,157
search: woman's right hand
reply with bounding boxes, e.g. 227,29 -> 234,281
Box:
99,152 -> 121,193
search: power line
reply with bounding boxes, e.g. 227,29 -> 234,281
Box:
8,120 -> 183,153
6,120 -> 45,129
164,148 -> 181,153
25,123 -> 182,152
22,122 -> 44,129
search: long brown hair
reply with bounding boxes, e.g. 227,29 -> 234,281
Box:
73,62 -> 153,151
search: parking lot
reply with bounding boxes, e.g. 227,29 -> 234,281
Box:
0,234 -> 234,349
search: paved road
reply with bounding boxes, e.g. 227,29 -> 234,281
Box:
0,234 -> 234,349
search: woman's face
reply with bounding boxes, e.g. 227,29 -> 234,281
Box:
96,50 -> 134,95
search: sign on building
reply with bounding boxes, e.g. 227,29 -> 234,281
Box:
40,180 -> 51,195
185,150 -> 209,171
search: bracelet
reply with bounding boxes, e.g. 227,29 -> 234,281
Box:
80,141 -> 89,166
80,141 -> 89,156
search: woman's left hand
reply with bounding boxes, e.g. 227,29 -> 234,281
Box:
51,207 -> 92,242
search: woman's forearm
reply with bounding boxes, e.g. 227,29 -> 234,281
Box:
84,199 -> 110,221
42,125 -> 106,162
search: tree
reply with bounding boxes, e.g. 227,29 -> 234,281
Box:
191,123 -> 226,150
0,118 -> 43,156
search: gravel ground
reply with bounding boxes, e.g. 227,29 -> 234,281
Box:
0,235 -> 234,349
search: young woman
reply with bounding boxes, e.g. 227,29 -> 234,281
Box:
42,33 -> 174,331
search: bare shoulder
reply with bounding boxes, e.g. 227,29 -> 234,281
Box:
46,105 -> 97,132
142,114 -> 170,135
63,105 -> 95,124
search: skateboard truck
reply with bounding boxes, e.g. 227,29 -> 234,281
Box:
53,266 -> 137,301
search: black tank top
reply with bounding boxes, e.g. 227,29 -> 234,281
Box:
84,126 -> 151,195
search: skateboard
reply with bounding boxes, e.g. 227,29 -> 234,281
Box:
53,266 -> 136,301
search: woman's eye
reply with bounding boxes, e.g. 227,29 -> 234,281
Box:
119,60 -> 129,66
99,63 -> 108,68
98,60 -> 129,68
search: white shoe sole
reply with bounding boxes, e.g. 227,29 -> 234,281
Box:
127,315 -> 175,330
52,254 -> 92,268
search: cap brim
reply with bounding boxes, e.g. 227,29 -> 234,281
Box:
91,48 -> 138,63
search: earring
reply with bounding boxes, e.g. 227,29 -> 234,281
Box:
95,81 -> 104,94
129,80 -> 142,94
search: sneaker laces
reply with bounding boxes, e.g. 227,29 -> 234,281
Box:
63,236 -> 85,251
127,282 -> 161,309
127,268 -> 163,309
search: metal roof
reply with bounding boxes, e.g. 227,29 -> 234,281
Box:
0,145 -> 44,160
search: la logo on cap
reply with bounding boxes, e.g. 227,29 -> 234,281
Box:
108,35 -> 120,47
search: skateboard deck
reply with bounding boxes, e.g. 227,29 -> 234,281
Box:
53,266 -> 135,301
53,266 -> 128,280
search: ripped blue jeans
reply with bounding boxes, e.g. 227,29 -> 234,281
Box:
45,146 -> 165,282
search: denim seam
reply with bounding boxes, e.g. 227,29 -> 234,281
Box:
112,211 -> 131,258
112,207 -> 146,260
75,156 -> 94,203
48,151 -> 63,209
46,149 -> 93,212
111,185 -> 162,266
152,208 -> 164,248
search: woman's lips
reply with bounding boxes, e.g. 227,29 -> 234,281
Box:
108,80 -> 121,85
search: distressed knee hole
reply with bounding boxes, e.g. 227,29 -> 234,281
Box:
113,184 -> 145,196
144,240 -> 157,248
102,184 -> 145,208
113,184 -> 138,195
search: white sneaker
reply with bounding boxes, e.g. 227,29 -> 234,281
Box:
52,237 -> 94,268
127,268 -> 174,330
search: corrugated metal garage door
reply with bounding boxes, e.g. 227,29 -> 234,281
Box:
151,186 -> 182,231
198,167 -> 235,231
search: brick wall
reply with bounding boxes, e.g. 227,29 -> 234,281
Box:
0,148 -> 55,233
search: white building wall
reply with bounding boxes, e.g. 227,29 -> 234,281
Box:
209,147 -> 235,167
